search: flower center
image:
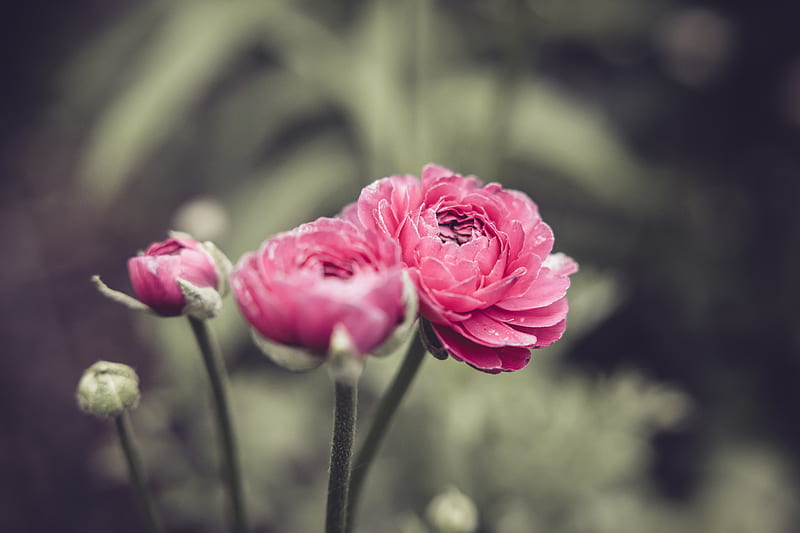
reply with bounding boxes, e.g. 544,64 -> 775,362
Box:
322,261 -> 355,279
299,251 -> 358,279
437,210 -> 484,245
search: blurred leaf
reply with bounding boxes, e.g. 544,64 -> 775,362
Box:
697,444 -> 798,533
223,132 -> 360,259
203,69 -> 332,180
78,0 -> 293,204
527,0 -> 664,40
58,2 -> 169,115
343,0 -> 417,175
509,78 -> 664,213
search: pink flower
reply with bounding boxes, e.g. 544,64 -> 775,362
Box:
344,164 -> 578,373
128,235 -> 226,316
230,218 -> 409,364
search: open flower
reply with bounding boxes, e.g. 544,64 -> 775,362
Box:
344,164 -> 577,373
127,234 -> 229,317
230,218 -> 411,370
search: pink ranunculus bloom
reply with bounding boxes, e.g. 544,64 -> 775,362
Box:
127,235 -> 223,316
230,218 -> 408,363
344,164 -> 578,373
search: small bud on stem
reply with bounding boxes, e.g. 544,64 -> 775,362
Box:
77,361 -> 141,418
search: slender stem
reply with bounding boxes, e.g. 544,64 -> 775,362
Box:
326,379 -> 358,533
187,316 -> 247,533
345,332 -> 427,533
114,413 -> 164,533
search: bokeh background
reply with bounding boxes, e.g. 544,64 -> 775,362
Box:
2,0 -> 799,532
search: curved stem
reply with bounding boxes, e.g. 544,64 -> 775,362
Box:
326,379 -> 358,533
188,316 -> 247,533
114,413 -> 164,533
345,331 -> 427,533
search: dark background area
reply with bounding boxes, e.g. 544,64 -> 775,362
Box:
2,0 -> 799,532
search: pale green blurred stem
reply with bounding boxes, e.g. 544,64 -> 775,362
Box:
488,0 -> 525,176
345,331 -> 427,533
412,0 -> 431,166
114,413 -> 165,533
187,316 -> 247,533
326,379 -> 358,533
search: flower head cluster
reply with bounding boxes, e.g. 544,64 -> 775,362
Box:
343,164 -> 577,373
100,165 -> 575,375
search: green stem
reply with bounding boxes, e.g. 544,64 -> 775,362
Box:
326,379 -> 358,533
188,316 -> 247,533
345,331 -> 427,533
114,413 -> 164,533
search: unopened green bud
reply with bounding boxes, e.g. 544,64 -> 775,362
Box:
77,361 -> 140,418
426,487 -> 479,533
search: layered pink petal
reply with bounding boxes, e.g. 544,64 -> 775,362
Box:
421,164 -> 457,184
433,323 -> 531,373
231,218 -> 407,359
454,311 -> 539,347
514,319 -> 567,348
348,164 -> 577,373
483,298 -> 569,328
471,267 -> 525,305
353,175 -> 422,237
127,236 -> 220,316
496,269 -> 572,311
427,289 -> 485,314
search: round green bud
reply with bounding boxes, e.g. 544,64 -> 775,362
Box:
76,361 -> 141,418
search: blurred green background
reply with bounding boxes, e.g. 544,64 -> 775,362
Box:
2,0 -> 799,532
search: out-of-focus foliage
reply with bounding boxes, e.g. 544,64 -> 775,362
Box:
96,269 -> 694,533
68,0 -> 655,216
46,0 -> 800,531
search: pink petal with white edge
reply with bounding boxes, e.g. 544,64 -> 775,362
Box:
356,175 -> 421,237
483,298 -> 568,328
455,311 -> 539,347
339,202 -> 359,224
474,238 -> 501,275
418,257 -> 462,288
412,274 -> 472,324
433,323 -> 531,373
471,267 -> 525,304
421,164 -> 457,184
543,252 -> 579,276
496,269 -> 572,311
514,319 -> 567,348
429,288 -> 485,314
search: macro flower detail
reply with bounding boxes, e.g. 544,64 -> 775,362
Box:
230,218 -> 411,370
126,233 -> 230,317
344,164 -> 577,373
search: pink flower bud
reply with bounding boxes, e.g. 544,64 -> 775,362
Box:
127,235 -> 223,316
230,218 -> 408,364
